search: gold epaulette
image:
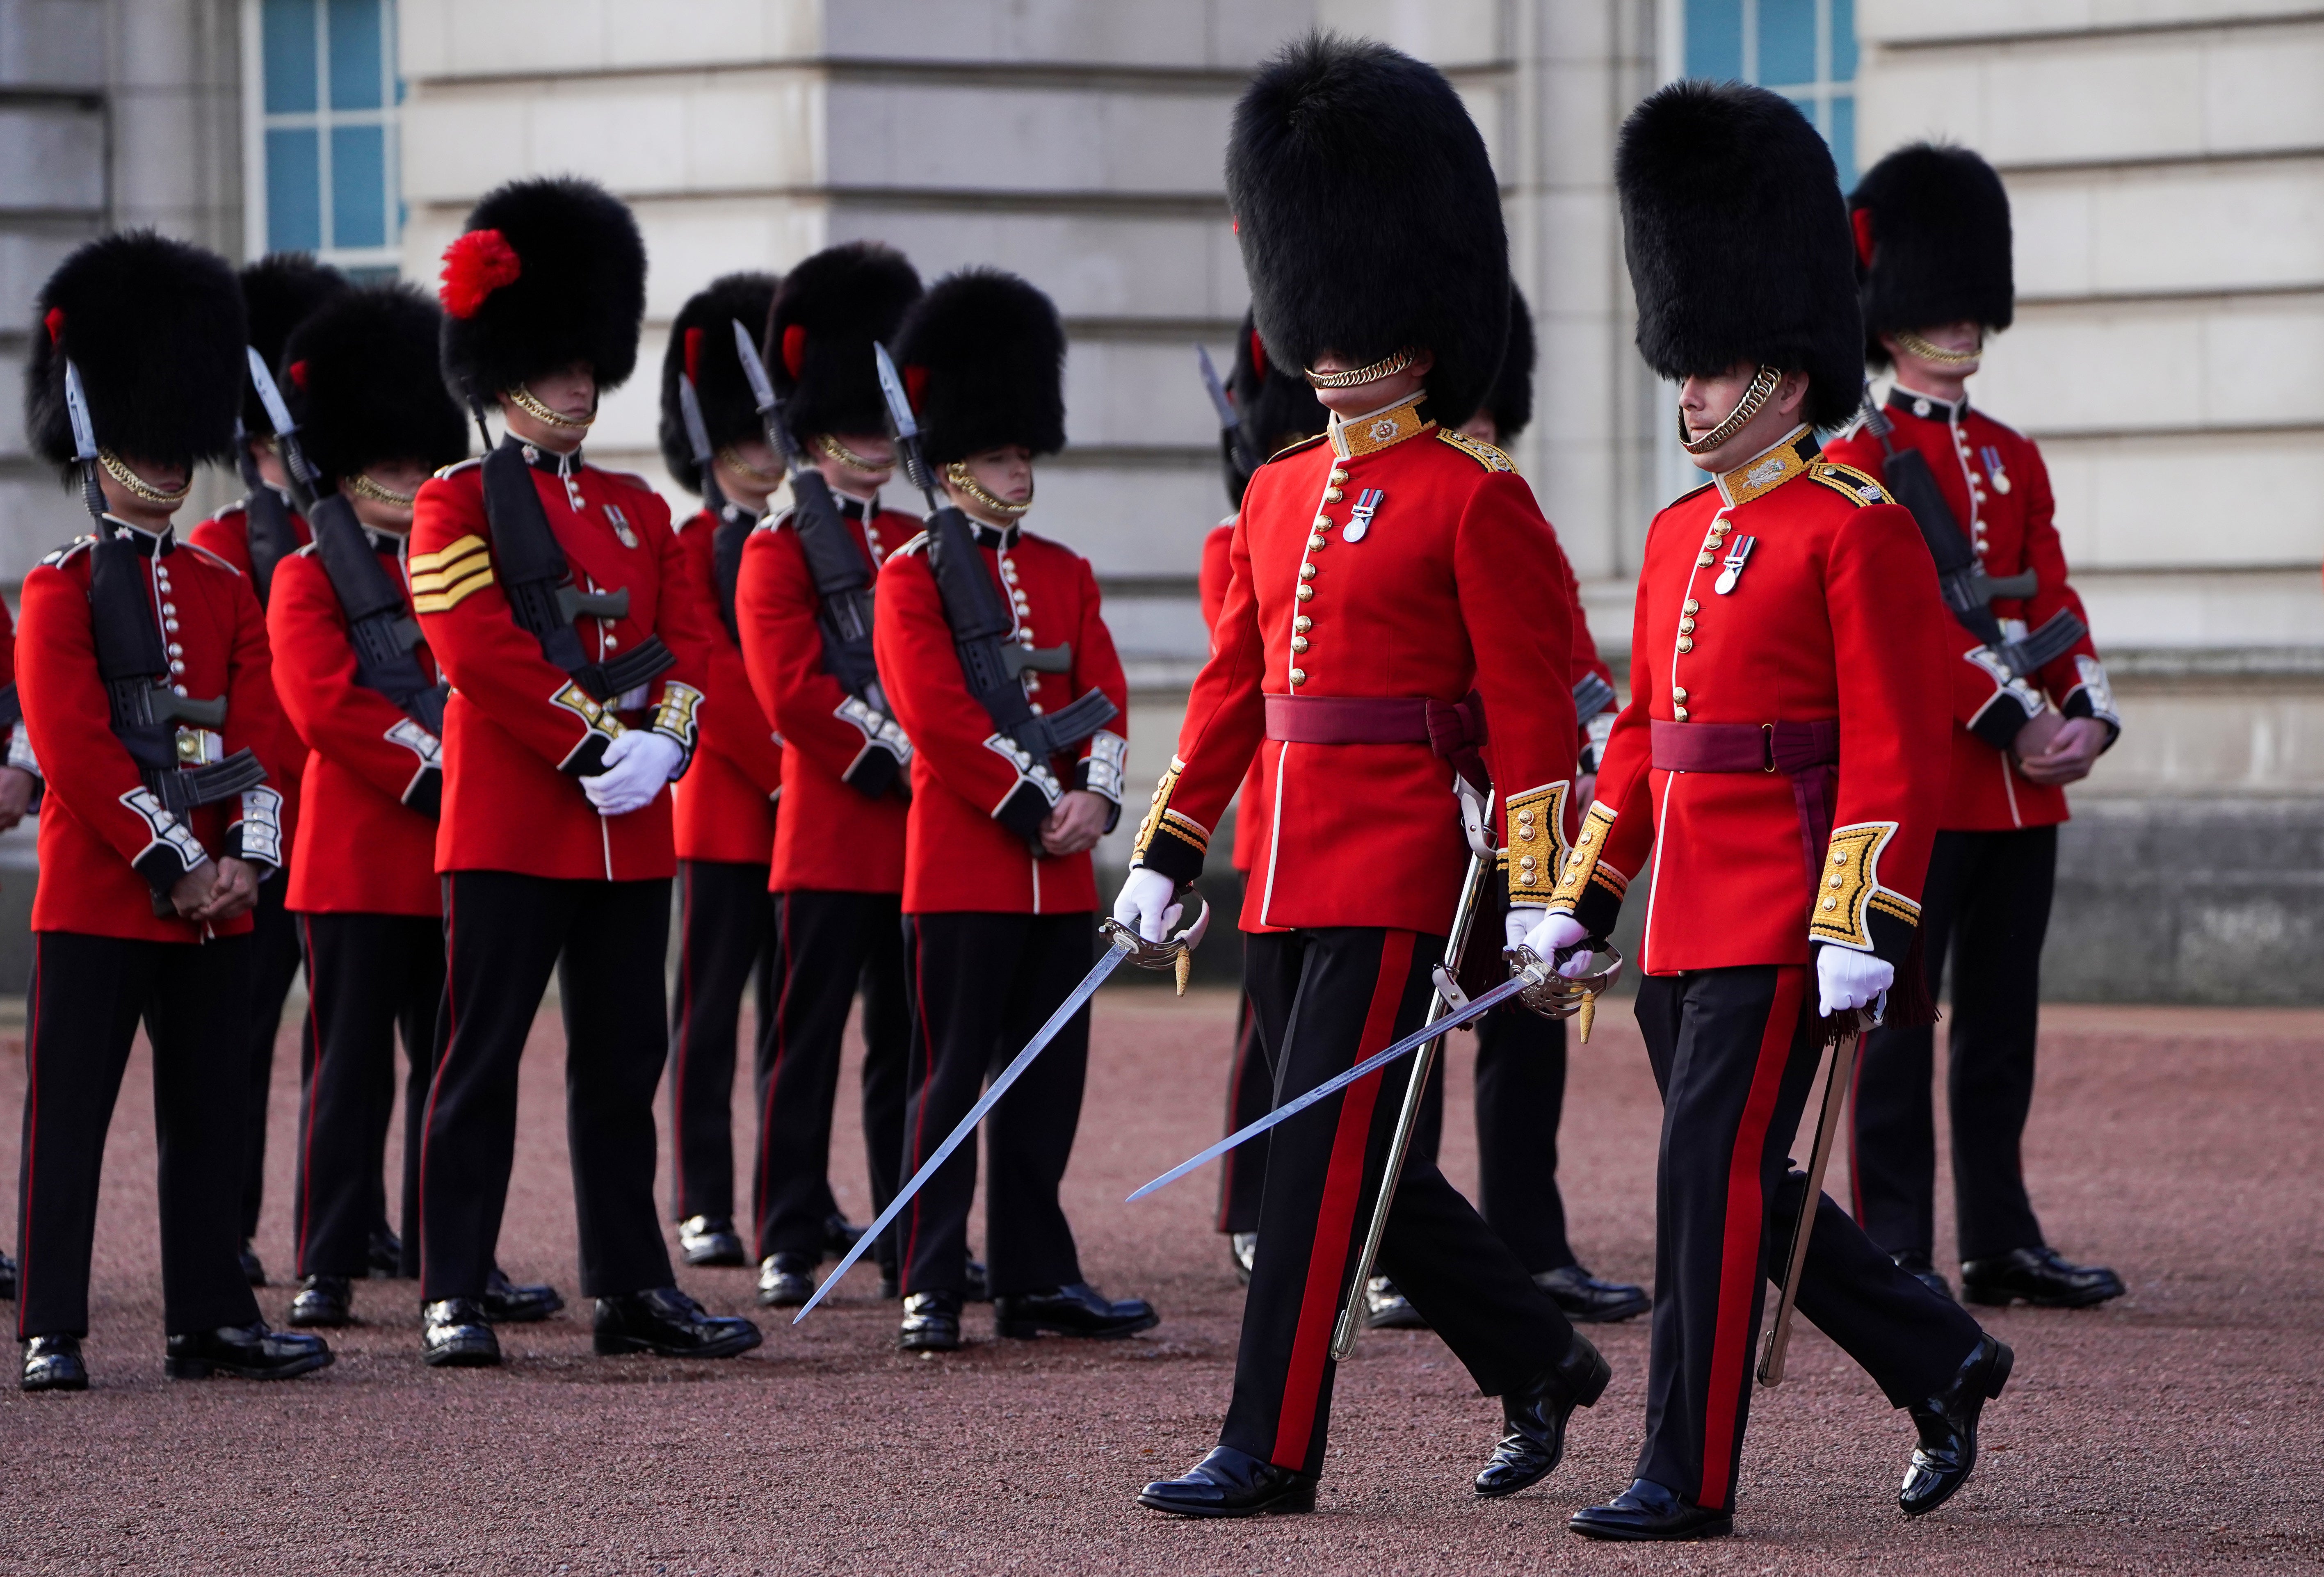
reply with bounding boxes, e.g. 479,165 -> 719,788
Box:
1809,460 -> 1891,507
1438,430 -> 1516,472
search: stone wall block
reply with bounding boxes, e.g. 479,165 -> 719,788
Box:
0,0 -> 103,85
2038,429 -> 2324,568
826,82 -> 1229,196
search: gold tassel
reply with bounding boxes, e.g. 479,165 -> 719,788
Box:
1175,948 -> 1192,997
1577,993 -> 1596,1045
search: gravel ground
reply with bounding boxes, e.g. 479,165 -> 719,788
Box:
0,987 -> 2317,1575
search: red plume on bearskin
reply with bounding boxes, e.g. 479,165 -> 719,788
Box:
438,177 -> 647,405
438,229 -> 522,320
281,282 -> 470,489
766,242 -> 924,443
891,268 -> 1064,467
1849,141 -> 2014,369
656,271 -> 778,496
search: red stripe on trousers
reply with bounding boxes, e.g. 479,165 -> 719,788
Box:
1269,929 -> 1416,1470
1698,964 -> 1806,1511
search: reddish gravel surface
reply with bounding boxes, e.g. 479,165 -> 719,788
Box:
0,987 -> 2318,1574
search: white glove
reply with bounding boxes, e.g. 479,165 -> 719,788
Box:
1522,910 -> 1598,979
582,730 -> 683,816
1505,905 -> 1544,950
1816,947 -> 1894,1018
1112,867 -> 1181,944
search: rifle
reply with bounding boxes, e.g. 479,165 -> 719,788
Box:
309,493 -> 447,737
675,371 -> 751,641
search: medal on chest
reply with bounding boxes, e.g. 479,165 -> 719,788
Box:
1343,487 -> 1385,543
603,502 -> 639,550
1713,534 -> 1756,596
1979,445 -> 2011,495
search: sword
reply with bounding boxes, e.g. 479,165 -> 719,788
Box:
62,358 -> 105,525
1756,1002 -> 1876,1387
245,347 -> 320,512
676,372 -> 730,518
793,904 -> 1208,1322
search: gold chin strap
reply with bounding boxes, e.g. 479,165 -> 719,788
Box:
716,445 -> 783,486
1895,328 -> 1982,367
814,434 -> 890,475
1303,348 -> 1418,389
503,384 -> 594,430
945,460 -> 1032,519
345,471 -> 416,507
97,449 -> 191,507
1679,365 -> 1785,456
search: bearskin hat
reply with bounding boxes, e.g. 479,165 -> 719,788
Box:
1616,80 -> 1863,431
1851,142 -> 2015,368
25,231 -> 247,480
281,283 -> 469,491
656,272 -> 780,496
240,253 -> 351,438
1226,34 -> 1509,428
769,242 -> 924,445
437,176 -> 647,406
893,269 -> 1066,467
1221,308 -> 1328,506
1481,286 -> 1536,440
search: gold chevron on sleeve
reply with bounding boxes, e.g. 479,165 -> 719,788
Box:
410,534 -> 493,613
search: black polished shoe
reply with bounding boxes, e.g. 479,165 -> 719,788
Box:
755,1253 -> 816,1308
899,1290 -> 961,1352
1137,1445 -> 1316,1518
0,1249 -> 17,1301
994,1282 -> 1159,1341
165,1321 -> 333,1381
1893,1251 -> 1955,1301
963,1257 -> 991,1303
822,1213 -> 865,1261
367,1227 -> 405,1278
422,1298 -> 501,1367
1363,1275 -> 1428,1330
1961,1246 -> 2124,1309
288,1274 -> 353,1328
21,1335 -> 86,1392
1569,1479 -> 1733,1541
480,1267 -> 564,1324
1900,1334 -> 2014,1517
679,1214 -> 747,1268
239,1243 -> 267,1287
1229,1232 -> 1257,1286
1535,1264 -> 1651,1324
1475,1332 -> 1612,1497
593,1287 -> 761,1359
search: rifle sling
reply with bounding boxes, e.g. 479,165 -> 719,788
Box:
88,532 -> 259,806
310,493 -> 448,735
242,484 -> 299,608
788,472 -> 886,703
923,507 -> 1116,759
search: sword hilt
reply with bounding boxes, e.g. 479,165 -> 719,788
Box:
1100,897 -> 1208,996
1500,943 -> 1624,1040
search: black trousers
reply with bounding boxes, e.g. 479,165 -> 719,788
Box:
15,931 -> 262,1339
420,871 -> 675,1302
1632,966 -> 1983,1511
667,860 -> 778,1225
1852,826 -> 2055,1263
1409,1003 -> 1579,1273
1225,927 -> 1575,1477
755,888 -> 909,1269
1215,962 -> 1271,1235
294,913 -> 442,1279
240,873 -> 307,1241
895,911 -> 1092,1299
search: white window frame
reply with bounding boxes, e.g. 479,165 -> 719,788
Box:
239,0 -> 402,271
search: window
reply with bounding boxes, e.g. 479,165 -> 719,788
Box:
1680,0 -> 1857,188
242,0 -> 403,275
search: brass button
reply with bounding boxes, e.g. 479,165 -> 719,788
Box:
1329,468 -> 1349,484
1294,616 -> 1312,633
1822,897 -> 1838,911
1308,535 -> 1327,551
1578,829 -> 1594,845
1679,617 -> 1696,633
1314,515 -> 1333,530
1518,855 -> 1537,870
1696,552 -> 1714,567
1290,668 -> 1307,685
1324,488 -> 1343,502
1829,874 -> 1844,888
1672,687 -> 1687,701
1673,705 -> 1689,721
1297,585 -> 1315,602
1518,824 -> 1535,840
1300,564 -> 1316,580
1290,636 -> 1308,653
1833,851 -> 1848,865
1676,637 -> 1693,653
1683,598 -> 1700,613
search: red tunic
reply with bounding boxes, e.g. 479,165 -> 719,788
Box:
267,536 -> 442,917
669,506 -> 783,866
1548,429 -> 1952,974
188,498 -> 310,870
1136,399 -> 1581,936
1824,388 -> 2114,832
735,495 -> 915,895
19,527 -> 284,941
410,447 -> 717,883
874,519 -> 1128,916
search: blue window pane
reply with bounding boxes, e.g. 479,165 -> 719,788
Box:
262,0 -> 316,114
1758,0 -> 1817,87
1685,0 -> 1743,80
1829,93 -> 1856,189
327,0 -> 383,110
265,127 -> 321,250
1832,0 -> 1859,81
330,124 -> 386,249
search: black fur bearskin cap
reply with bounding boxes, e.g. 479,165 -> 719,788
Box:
438,176 -> 648,406
1226,34 -> 1509,428
1851,141 -> 2014,369
1481,285 -> 1536,440
657,272 -> 780,496
893,268 -> 1066,467
1222,308 -> 1328,507
281,283 -> 470,490
26,230 -> 247,479
240,253 -> 351,437
1616,80 -> 1864,431
769,242 -> 925,445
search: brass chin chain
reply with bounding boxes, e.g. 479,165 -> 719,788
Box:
503,384 -> 594,429
945,460 -> 1032,519
1679,365 -> 1785,456
97,449 -> 190,506
814,434 -> 891,474
1303,348 -> 1418,389
716,445 -> 784,486
345,471 -> 416,507
1895,329 -> 1982,367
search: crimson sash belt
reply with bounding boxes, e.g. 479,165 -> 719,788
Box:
1650,719 -> 1839,885
1264,690 -> 1489,790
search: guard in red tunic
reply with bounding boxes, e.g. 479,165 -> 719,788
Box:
265,283 -> 468,1329
654,272 -> 787,1271
1533,84 -> 2006,1540
1825,144 -> 2126,1313
410,177 -> 759,1369
1125,38 -> 1604,1518
733,242 -> 923,1308
872,267 -> 1153,1353
14,231 -> 332,1391
188,253 -> 352,1287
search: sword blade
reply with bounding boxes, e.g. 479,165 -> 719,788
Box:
1125,969 -> 1537,1204
794,933 -> 1133,1321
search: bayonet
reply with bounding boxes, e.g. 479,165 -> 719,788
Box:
872,340 -> 939,504
62,357 -> 104,523
676,372 -> 729,518
1198,343 -> 1261,480
246,347 -> 319,511
730,318 -> 801,478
